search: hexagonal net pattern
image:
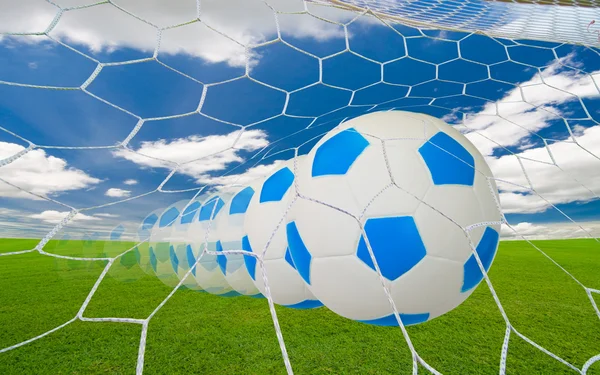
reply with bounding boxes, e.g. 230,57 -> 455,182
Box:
0,1 -> 599,375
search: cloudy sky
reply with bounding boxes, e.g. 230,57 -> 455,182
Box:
1,0 -> 600,241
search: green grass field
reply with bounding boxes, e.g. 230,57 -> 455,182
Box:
0,237 -> 599,374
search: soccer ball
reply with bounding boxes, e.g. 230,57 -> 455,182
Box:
214,186 -> 262,297
243,157 -> 322,309
149,202 -> 186,288
135,209 -> 161,275
168,199 -> 203,291
286,110 -> 501,326
104,223 -> 142,283
188,194 -> 237,296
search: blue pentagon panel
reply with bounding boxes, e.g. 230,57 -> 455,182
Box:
283,300 -> 324,309
242,235 -> 257,281
216,240 -> 228,275
418,132 -> 475,186
286,222 -> 313,285
149,246 -> 157,272
284,247 -> 297,270
110,224 -> 125,241
186,245 -> 197,276
180,201 -> 201,224
462,227 -> 500,292
259,167 -> 295,203
230,187 -> 255,215
311,128 -> 370,177
359,312 -> 430,326
141,213 -> 158,231
356,216 -> 427,281
169,245 -> 179,273
159,207 -> 180,228
199,197 -> 225,221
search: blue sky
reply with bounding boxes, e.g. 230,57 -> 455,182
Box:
1,0 -> 600,241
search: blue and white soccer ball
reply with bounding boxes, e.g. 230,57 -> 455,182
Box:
286,111 -> 501,326
214,186 -> 262,297
149,202 -> 186,288
188,194 -> 237,296
168,199 -> 203,291
135,209 -> 161,275
243,157 -> 322,309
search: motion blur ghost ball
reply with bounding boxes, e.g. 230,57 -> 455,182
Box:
286,111 -> 501,326
243,156 -> 322,309
214,186 -> 262,297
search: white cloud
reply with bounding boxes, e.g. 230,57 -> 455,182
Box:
450,55 -> 600,214
113,129 -> 269,185
487,124 -> 600,214
0,0 -> 351,69
94,213 -> 120,218
105,188 -> 131,198
29,210 -> 100,224
0,142 -> 101,199
123,179 -> 138,185
458,54 -> 600,157
501,221 -> 600,240
211,160 -> 282,187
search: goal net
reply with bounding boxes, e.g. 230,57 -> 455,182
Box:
0,0 -> 599,374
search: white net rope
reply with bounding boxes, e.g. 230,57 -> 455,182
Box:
0,0 -> 599,374
317,0 -> 600,47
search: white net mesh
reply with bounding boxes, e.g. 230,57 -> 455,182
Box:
0,0 -> 599,374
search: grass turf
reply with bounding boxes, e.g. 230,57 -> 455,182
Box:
0,238 -> 599,374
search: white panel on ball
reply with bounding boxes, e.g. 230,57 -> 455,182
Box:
243,156 -> 322,309
286,111 -> 501,326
